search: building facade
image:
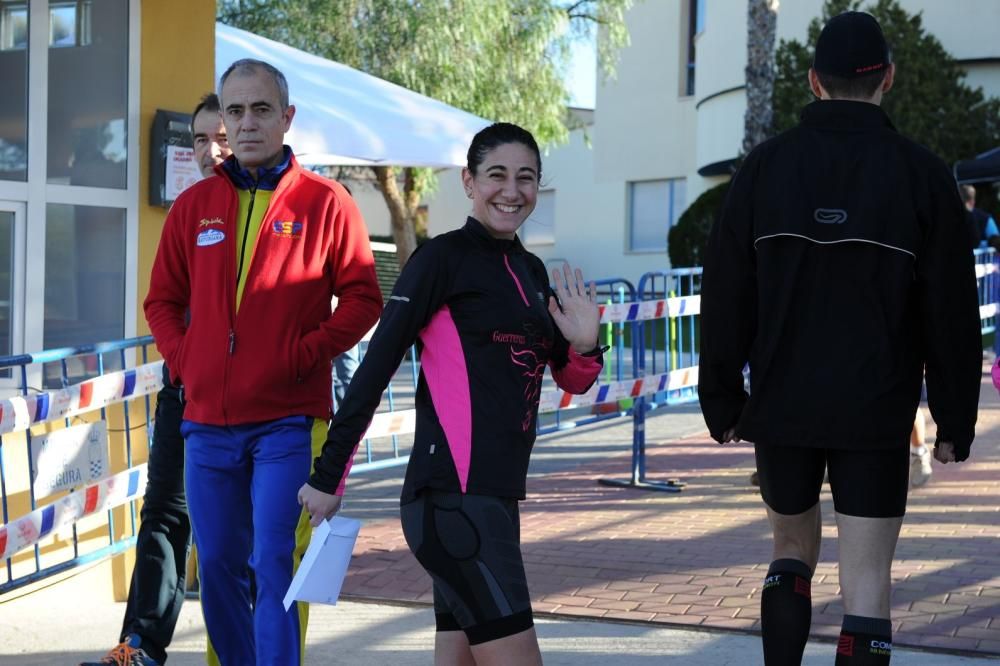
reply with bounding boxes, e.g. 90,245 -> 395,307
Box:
0,0 -> 214,360
423,0 -> 1000,282
0,0 -> 215,599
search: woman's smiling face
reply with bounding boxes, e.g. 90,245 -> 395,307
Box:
462,142 -> 539,240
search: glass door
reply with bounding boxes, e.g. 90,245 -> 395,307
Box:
0,201 -> 24,388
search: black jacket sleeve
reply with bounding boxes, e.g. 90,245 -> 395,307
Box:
917,163 -> 982,461
698,154 -> 759,442
308,240 -> 452,493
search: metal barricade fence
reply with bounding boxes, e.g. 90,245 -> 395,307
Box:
5,252 -> 996,593
536,277 -> 638,435
0,336 -> 159,595
594,269 -> 702,493
975,248 -> 1000,351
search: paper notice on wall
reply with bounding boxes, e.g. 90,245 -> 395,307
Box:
31,421 -> 109,499
165,145 -> 201,201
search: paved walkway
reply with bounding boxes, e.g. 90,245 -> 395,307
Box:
342,363 -> 1000,658
0,564 -> 993,664
3,366 -> 1000,663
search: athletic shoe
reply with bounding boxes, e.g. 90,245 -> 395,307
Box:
79,634 -> 160,666
910,445 -> 933,488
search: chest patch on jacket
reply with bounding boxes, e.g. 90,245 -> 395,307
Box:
272,221 -> 303,239
196,229 -> 225,247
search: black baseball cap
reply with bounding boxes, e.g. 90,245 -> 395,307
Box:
813,11 -> 891,79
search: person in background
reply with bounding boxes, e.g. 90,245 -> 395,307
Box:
82,92 -> 232,666
962,183 -> 1000,251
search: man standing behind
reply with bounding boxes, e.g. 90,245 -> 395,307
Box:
699,12 -> 981,665
962,183 -> 1000,251
191,93 -> 230,178
144,59 -> 382,665
83,93 -> 232,666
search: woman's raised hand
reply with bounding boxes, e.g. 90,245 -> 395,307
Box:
548,262 -> 600,353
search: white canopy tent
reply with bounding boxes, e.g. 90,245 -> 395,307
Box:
215,22 -> 491,168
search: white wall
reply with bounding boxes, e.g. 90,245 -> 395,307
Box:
377,0 -> 1000,284
338,176 -> 393,237
594,0 -> 697,185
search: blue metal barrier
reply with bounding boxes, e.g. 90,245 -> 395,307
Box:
974,248 -> 1000,353
8,251 -> 994,594
536,277 -> 638,435
597,269 -> 701,493
0,336 -> 156,595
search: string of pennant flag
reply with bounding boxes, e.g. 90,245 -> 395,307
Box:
0,465 -> 147,560
0,362 -> 163,436
597,295 -> 700,324
360,366 -> 700,440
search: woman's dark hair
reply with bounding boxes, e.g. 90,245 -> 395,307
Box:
467,122 -> 542,176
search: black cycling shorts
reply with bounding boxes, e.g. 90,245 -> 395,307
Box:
399,490 -> 533,645
754,444 -> 909,518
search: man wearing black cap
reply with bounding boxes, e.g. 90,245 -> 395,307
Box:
699,11 -> 981,666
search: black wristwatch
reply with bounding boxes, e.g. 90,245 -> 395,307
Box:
579,344 -> 610,357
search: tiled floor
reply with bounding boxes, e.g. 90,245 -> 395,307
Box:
342,364 -> 1000,656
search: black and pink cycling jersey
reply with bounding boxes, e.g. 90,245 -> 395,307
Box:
308,217 -> 601,501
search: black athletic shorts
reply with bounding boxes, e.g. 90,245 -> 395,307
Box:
399,490 -> 533,645
754,444 -> 909,518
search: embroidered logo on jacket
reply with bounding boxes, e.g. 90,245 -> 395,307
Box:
492,331 -> 527,345
199,218 -> 224,227
272,221 -> 303,239
196,229 -> 225,247
814,208 -> 848,224
507,323 -> 551,432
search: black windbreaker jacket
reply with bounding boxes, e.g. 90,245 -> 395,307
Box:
699,101 -> 981,459
309,218 -> 602,500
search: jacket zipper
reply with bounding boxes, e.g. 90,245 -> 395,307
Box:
234,184 -> 258,305
504,253 -> 531,307
229,184 -> 263,357
223,185 -> 259,422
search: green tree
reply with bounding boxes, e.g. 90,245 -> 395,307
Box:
773,0 -> 1000,166
668,181 -> 729,268
218,0 -> 632,266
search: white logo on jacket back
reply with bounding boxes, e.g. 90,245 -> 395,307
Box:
196,229 -> 225,247
814,208 -> 848,224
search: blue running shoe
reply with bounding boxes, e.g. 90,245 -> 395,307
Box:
79,634 -> 160,666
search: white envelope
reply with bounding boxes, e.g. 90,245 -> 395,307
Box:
283,515 -> 362,611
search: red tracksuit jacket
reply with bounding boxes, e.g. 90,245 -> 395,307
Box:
144,152 -> 382,426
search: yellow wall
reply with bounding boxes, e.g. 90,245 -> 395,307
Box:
109,0 -> 216,600
137,0 -> 216,338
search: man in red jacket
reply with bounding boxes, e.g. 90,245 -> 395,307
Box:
144,58 -> 382,665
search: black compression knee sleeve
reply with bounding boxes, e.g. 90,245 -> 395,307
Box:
761,558 -> 813,665
835,615 -> 893,665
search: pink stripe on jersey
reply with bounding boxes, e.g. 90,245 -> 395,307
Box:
419,306 -> 473,492
503,255 -> 531,307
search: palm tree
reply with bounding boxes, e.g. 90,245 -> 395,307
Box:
743,0 -> 780,155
